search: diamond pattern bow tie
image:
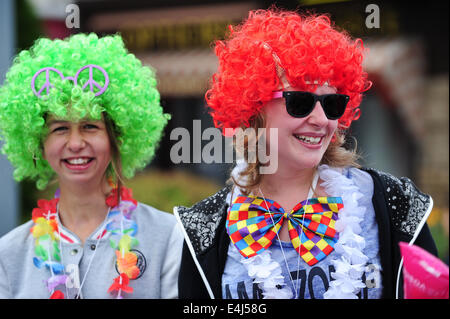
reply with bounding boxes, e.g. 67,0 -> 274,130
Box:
226,195 -> 343,266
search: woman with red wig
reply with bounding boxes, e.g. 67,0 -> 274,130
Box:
175,9 -> 437,299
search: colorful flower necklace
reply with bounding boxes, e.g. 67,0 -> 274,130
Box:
31,185 -> 139,299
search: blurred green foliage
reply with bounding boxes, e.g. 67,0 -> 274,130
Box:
124,169 -> 222,213
431,224 -> 449,262
427,208 -> 449,263
20,168 -> 222,223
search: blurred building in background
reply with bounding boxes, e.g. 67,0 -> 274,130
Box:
73,0 -> 449,208
1,0 -> 448,259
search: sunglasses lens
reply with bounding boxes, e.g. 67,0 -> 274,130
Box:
323,95 -> 349,119
285,92 -> 315,118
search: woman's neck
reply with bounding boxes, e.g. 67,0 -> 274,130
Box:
258,165 -> 318,211
57,179 -> 112,243
257,165 -> 322,242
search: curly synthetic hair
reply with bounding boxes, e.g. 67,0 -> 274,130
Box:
206,9 -> 370,193
0,33 -> 170,189
205,9 -> 371,133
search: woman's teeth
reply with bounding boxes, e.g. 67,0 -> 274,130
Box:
66,158 -> 90,165
294,135 -> 322,144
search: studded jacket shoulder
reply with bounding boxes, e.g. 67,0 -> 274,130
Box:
175,186 -> 231,256
364,167 -> 433,239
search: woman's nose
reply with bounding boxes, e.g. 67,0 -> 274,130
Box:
67,130 -> 85,151
307,101 -> 329,127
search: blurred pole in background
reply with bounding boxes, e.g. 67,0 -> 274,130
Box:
0,0 -> 19,236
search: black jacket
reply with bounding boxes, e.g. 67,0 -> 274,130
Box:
175,168 -> 438,299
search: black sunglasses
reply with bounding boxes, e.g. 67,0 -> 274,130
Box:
272,91 -> 350,120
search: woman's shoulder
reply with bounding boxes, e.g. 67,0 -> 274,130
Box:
345,166 -> 374,189
0,220 -> 34,256
175,186 -> 230,215
174,186 -> 231,255
134,202 -> 177,229
133,202 -> 184,255
360,166 -> 431,203
319,165 -> 374,197
350,165 -> 432,237
324,164 -> 429,200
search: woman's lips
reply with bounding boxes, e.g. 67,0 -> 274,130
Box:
62,157 -> 95,171
293,134 -> 324,149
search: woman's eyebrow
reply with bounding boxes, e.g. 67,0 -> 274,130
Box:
46,120 -> 69,126
47,119 -> 102,124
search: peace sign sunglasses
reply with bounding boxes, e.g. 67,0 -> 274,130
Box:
31,64 -> 109,98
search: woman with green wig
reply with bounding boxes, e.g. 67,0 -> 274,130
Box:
0,33 -> 183,299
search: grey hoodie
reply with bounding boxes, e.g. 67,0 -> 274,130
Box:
0,202 -> 183,299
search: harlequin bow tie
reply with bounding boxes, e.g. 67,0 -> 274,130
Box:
226,195 -> 343,266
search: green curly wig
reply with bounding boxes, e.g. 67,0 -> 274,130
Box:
0,33 -> 170,190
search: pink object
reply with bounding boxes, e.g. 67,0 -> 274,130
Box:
272,91 -> 283,99
399,242 -> 449,299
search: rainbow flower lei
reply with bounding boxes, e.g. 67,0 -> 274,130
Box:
31,186 -> 139,299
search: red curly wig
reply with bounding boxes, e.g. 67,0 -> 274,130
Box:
205,9 -> 371,134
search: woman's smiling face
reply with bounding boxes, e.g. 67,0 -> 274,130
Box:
263,85 -> 339,173
43,115 -> 112,187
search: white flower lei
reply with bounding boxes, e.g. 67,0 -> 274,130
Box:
319,165 -> 368,299
230,163 -> 368,299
